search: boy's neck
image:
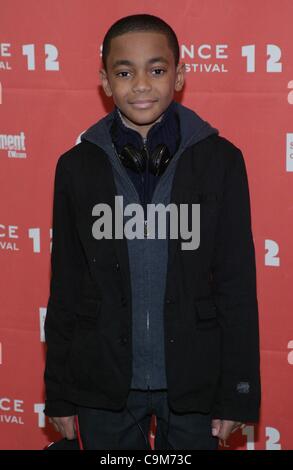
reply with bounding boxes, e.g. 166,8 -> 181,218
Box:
117,107 -> 164,140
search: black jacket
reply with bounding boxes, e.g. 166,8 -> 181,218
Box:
44,104 -> 261,422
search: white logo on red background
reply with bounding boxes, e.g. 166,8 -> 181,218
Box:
0,398 -> 24,425
0,132 -> 26,158
286,133 -> 293,172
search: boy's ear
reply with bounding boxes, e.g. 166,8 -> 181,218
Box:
174,62 -> 186,92
99,68 -> 113,97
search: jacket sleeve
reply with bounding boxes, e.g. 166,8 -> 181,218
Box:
44,155 -> 83,417
211,146 -> 261,423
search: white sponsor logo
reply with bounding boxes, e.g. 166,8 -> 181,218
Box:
0,132 -> 27,158
286,133 -> 293,172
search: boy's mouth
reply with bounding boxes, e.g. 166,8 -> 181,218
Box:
130,100 -> 157,109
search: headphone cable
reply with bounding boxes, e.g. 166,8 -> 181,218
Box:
125,404 -> 174,450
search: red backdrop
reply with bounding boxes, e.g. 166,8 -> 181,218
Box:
0,0 -> 292,450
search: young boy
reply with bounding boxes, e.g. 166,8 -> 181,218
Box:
44,14 -> 261,450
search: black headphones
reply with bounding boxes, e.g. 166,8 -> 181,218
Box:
111,106 -> 181,177
118,142 -> 171,177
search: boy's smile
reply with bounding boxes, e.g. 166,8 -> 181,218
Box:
100,31 -> 185,138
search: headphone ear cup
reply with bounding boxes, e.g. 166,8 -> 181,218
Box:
119,144 -> 146,173
149,144 -> 171,176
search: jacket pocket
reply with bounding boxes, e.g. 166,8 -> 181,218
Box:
75,298 -> 102,329
194,298 -> 219,329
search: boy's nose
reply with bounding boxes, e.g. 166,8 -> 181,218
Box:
132,74 -> 152,91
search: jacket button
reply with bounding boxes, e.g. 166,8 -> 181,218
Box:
92,257 -> 96,263
166,298 -> 174,304
119,336 -> 128,345
115,263 -> 120,271
169,338 -> 175,343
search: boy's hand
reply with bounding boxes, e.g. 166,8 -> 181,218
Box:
48,416 -> 77,440
211,419 -> 245,440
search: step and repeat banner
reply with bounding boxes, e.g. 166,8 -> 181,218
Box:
1,0 -> 292,450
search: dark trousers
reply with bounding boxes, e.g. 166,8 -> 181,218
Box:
77,389 -> 219,450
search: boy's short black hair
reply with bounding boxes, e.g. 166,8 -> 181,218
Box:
102,14 -> 180,71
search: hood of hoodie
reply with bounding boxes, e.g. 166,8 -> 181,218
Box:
80,100 -> 219,158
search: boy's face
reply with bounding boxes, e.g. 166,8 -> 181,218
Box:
100,31 -> 185,138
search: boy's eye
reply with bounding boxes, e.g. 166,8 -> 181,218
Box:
116,71 -> 130,78
152,68 -> 165,75
116,69 -> 166,78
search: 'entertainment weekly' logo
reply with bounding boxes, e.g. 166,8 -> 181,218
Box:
91,196 -> 200,251
0,132 -> 27,158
